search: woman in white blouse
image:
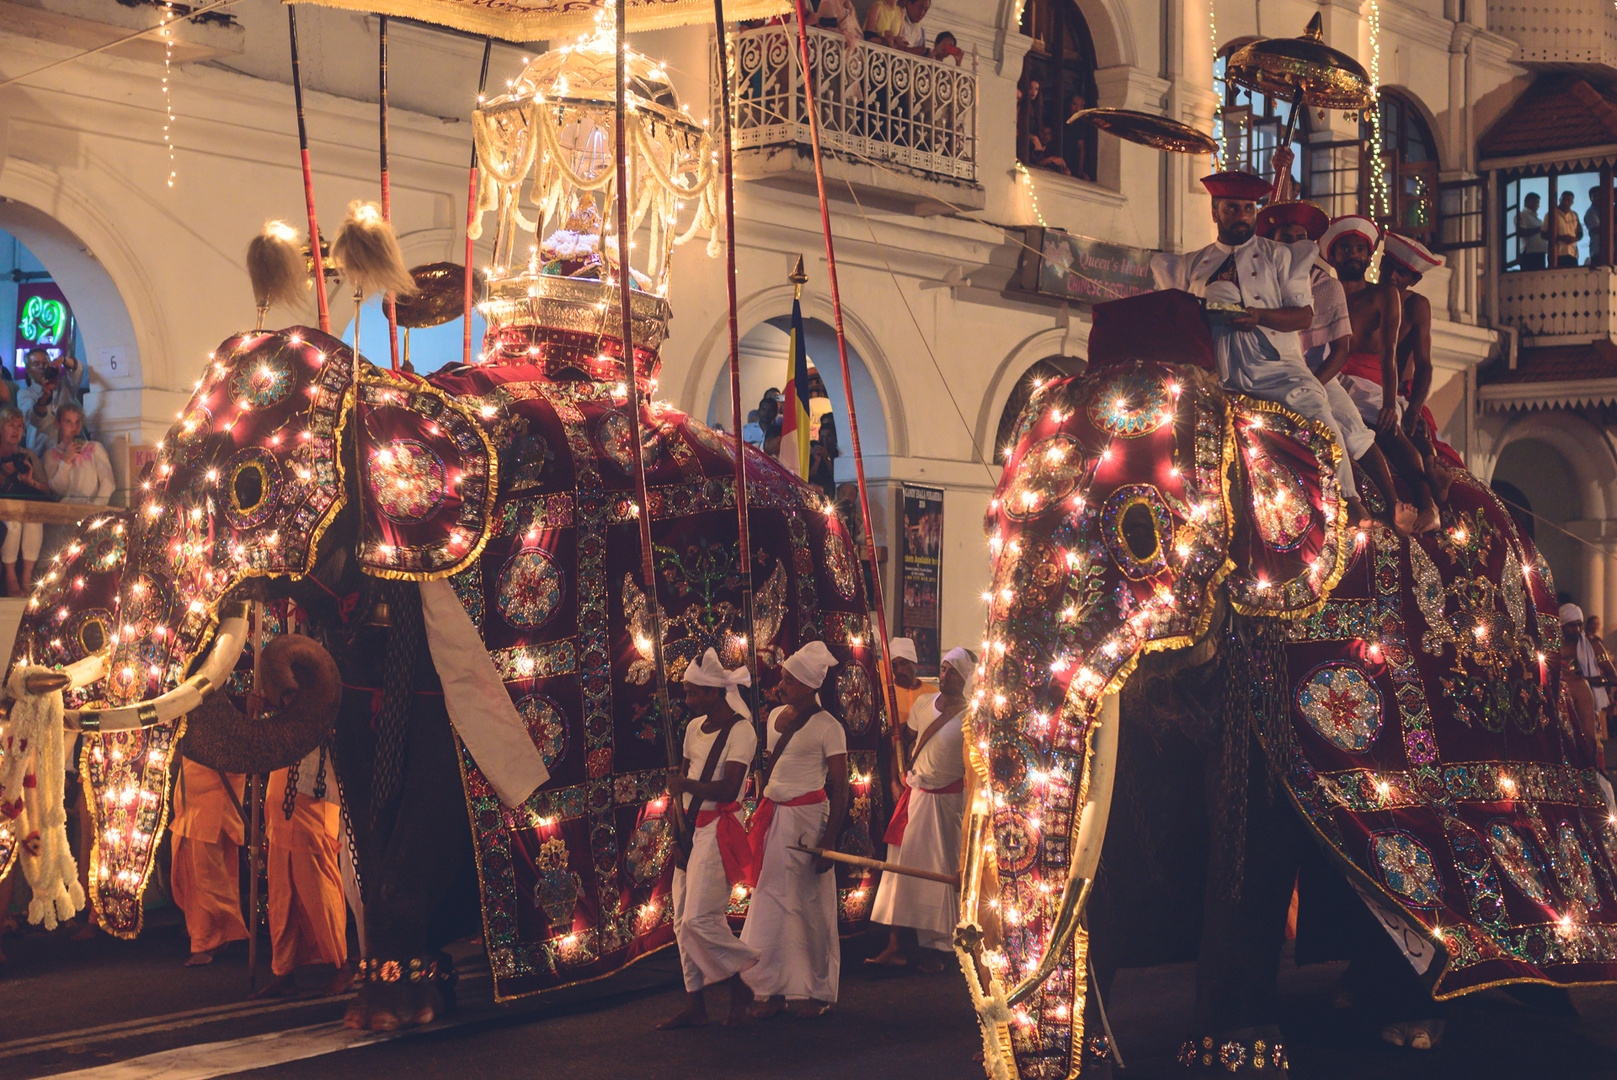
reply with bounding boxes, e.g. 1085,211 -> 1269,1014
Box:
741,640 -> 850,1018
40,403 -> 115,578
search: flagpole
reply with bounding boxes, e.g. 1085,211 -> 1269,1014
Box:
379,15 -> 400,370
789,2 -> 903,742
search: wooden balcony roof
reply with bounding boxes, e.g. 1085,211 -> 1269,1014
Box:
1479,77 -> 1617,163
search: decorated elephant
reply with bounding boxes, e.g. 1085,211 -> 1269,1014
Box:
956,358 -> 1617,1078
1,325 -> 890,1029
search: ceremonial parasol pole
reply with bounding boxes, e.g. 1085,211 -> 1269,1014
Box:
611,0 -> 679,796
246,601 -> 266,993
286,6 -> 330,335
462,39 -> 493,365
790,845 -> 960,886
380,16 -> 400,370
711,0 -> 758,699
788,2 -> 903,742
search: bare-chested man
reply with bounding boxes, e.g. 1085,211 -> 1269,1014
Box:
1320,215 -> 1439,534
1381,233 -> 1454,503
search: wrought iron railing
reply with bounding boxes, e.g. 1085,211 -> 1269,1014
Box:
716,24 -> 978,185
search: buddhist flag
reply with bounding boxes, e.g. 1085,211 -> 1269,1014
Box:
778,299 -> 812,479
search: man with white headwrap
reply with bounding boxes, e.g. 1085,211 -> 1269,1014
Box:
881,637 -> 936,803
868,646 -> 973,971
742,640 -> 850,1017
657,648 -> 759,1030
1561,604 -> 1609,724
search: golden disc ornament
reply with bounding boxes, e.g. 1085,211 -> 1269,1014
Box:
1067,108 -> 1219,156
395,263 -> 480,329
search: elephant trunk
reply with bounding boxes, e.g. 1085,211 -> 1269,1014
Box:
181,635 -> 341,775
1005,687 -> 1122,1007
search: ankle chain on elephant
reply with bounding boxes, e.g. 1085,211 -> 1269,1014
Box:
1177,1028 -> 1289,1076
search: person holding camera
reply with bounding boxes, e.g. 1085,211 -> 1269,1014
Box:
19,346 -> 83,454
0,406 -> 51,594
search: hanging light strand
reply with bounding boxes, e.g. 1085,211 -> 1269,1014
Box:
1210,0 -> 1223,167
162,1 -> 176,187
1366,0 -> 1389,222
1016,161 -> 1050,228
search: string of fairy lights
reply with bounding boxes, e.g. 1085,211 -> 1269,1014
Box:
1365,0 -> 1390,222
161,1 -> 176,188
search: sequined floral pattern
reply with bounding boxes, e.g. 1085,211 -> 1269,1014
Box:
1373,832 -> 1444,906
1247,452 -> 1312,551
625,817 -> 674,886
1004,434 -> 1084,520
516,694 -> 569,771
1088,365 -> 1172,438
1488,822 -> 1550,904
369,440 -> 448,523
1295,662 -> 1381,754
823,528 -> 860,599
497,547 -> 565,629
837,663 -> 875,733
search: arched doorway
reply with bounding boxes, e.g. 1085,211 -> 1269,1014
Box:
705,315 -> 889,486
992,358 -> 1076,462
0,203 -> 142,489
1492,437 -> 1583,603
341,293 -> 487,377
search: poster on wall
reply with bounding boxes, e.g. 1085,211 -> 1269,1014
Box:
14,282 -> 74,373
899,484 -> 944,679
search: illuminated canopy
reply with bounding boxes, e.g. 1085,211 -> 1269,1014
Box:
288,0 -> 791,42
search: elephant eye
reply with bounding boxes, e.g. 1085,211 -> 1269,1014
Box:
233,463 -> 266,514
1120,502 -> 1160,561
79,617 -> 106,654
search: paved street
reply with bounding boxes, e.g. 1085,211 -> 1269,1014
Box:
2,911 -> 1615,1079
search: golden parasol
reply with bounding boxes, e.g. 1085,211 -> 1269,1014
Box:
288,0 -> 790,41
1067,107 -> 1220,155
1224,13 -> 1373,144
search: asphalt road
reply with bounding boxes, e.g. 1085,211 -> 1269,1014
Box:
2,911 -> 1615,1080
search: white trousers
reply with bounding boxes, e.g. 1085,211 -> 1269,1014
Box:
740,801 -> 839,1003
672,819 -> 758,992
1227,361 -> 1358,499
1342,375 -> 1406,428
3,520 -> 43,562
870,788 -> 963,951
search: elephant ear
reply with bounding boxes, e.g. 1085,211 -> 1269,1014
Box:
1223,394 -> 1351,617
355,367 -> 497,579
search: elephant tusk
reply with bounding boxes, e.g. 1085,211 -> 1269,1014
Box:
24,671 -> 71,695
1006,688 -> 1122,1008
60,603 -> 252,733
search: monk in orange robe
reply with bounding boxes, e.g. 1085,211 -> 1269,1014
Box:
170,758 -> 248,965
259,748 -> 349,996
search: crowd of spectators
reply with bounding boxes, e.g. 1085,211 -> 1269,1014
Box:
0,347 -> 112,595
741,381 -> 841,499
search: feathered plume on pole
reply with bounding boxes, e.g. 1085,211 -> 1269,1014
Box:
245,220 -> 307,330
332,200 -> 418,299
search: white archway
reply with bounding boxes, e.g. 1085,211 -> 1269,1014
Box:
681,282 -> 906,459
976,323 -> 1088,459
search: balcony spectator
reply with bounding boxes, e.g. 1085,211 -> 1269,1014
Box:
19,347 -> 83,454
0,406 -> 51,595
812,0 -> 860,47
39,403 -> 115,571
809,413 -> 839,498
895,0 -> 931,55
1550,190 -> 1584,268
1017,78 -> 1070,176
1515,193 -> 1546,270
931,29 -> 962,63
863,0 -> 904,46
743,389 -> 782,447
1588,187 -> 1604,265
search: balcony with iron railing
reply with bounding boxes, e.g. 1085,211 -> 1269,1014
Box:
714,24 -> 983,211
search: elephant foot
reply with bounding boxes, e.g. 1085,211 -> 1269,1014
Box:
1177,1025 -> 1289,1077
1380,1019 -> 1444,1050
343,955 -> 457,1032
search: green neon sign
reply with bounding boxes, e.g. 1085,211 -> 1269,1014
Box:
19,296 -> 67,345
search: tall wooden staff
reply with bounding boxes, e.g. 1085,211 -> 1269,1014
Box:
611,0 -> 679,796
711,0 -> 758,702
286,6 -> 330,335
380,16 -> 400,370
245,601 -> 266,992
787,3 -> 903,740
462,39 -> 493,365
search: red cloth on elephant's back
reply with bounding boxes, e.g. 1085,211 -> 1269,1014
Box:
1088,290 -> 1216,373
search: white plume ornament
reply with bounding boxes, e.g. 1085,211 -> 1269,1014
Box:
331,201 -> 417,299
0,667 -> 85,929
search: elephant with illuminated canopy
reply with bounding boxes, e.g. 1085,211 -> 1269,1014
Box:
958,357 -> 1617,1078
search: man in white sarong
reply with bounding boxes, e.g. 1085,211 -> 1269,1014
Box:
658,649 -> 759,1029
742,640 -> 850,1018
867,646 -> 973,971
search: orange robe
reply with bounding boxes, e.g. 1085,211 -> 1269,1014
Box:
265,766 -> 346,976
169,759 -> 248,954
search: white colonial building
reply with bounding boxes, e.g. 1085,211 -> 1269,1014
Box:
0,0 -> 1603,650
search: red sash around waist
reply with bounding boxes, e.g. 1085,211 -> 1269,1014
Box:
693,802 -> 751,887
1338,352 -> 1385,382
745,788 -> 828,886
883,779 -> 966,847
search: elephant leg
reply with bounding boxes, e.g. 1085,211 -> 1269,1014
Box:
345,693 -> 477,1031
1194,731 -> 1308,1043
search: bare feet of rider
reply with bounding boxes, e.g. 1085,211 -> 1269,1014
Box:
724,974 -> 754,1026
1412,499 -> 1440,535
1392,500 -> 1418,536
1427,460 -> 1454,503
